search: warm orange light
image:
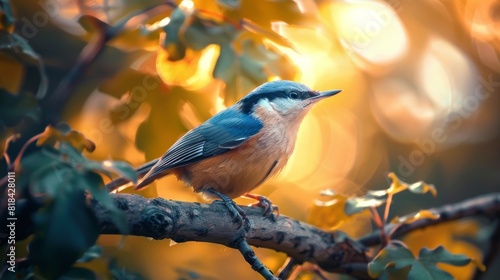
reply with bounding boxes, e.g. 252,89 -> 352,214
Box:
156,40 -> 220,91
321,0 -> 408,74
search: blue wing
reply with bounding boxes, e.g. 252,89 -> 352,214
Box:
136,108 -> 263,188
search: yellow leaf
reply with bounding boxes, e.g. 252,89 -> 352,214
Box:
387,172 -> 409,195
157,42 -> 217,91
385,172 -> 438,197
309,193 -> 349,230
408,181 -> 438,197
37,125 -> 96,152
390,210 -> 440,224
308,192 -> 371,234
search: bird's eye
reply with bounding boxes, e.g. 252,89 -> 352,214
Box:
289,92 -> 299,99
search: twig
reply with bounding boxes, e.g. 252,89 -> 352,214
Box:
293,263 -> 329,280
358,193 -> 500,247
0,133 -> 43,189
236,238 -> 278,280
369,207 -> 388,248
277,258 -> 298,279
1,133 -> 20,168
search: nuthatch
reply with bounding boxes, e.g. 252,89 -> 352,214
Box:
107,80 -> 340,217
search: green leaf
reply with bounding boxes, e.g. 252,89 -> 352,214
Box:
345,196 -> 386,215
407,181 -> 437,197
85,159 -> 137,184
59,267 -> 98,280
344,172 -> 437,216
30,187 -> 100,279
213,43 -> 236,82
241,19 -> 296,51
216,0 -> 241,9
0,89 -> 40,126
109,259 -> 147,280
418,246 -> 484,269
80,171 -> 129,234
239,50 -> 266,83
31,163 -> 72,197
0,31 -> 48,98
219,38 -> 296,106
101,160 -> 138,183
368,245 -> 415,278
180,13 -> 238,51
18,148 -> 64,194
0,0 -> 15,30
162,8 -> 187,61
368,244 -> 485,280
76,245 -> 102,263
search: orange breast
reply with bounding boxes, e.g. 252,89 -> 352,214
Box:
172,105 -> 301,198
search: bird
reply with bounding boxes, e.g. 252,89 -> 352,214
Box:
106,80 -> 341,219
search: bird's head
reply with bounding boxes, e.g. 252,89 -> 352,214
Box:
237,80 -> 341,119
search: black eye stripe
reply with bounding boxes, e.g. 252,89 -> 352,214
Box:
239,89 -> 314,113
289,91 -> 299,98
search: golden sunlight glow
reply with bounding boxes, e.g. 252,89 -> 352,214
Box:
267,23 -> 335,87
420,37 -> 476,116
179,0 -> 195,12
58,0 -> 500,278
157,41 -> 220,91
264,39 -> 314,86
279,108 -> 359,191
146,17 -> 171,32
323,0 -> 408,74
370,37 -> 477,143
179,101 -> 202,129
213,95 -> 227,114
371,78 -> 436,142
454,0 -> 500,71
457,0 -> 500,42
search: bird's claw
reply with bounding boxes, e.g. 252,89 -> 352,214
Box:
245,193 -> 280,220
226,201 -> 248,227
209,189 -> 249,229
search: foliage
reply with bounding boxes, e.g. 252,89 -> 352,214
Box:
368,245 -> 485,279
8,123 -> 136,279
0,0 -> 495,279
308,173 -> 485,279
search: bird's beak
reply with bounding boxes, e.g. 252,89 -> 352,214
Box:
310,89 -> 342,102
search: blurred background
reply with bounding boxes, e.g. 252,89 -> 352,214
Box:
3,0 -> 500,279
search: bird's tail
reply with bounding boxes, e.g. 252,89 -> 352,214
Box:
133,163 -> 169,191
105,159 -> 159,192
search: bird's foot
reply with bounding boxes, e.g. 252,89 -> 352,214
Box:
243,193 -> 279,219
207,189 -> 249,228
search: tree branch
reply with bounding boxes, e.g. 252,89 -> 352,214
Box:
92,193 -> 500,278
92,194 -> 369,276
358,193 -> 500,247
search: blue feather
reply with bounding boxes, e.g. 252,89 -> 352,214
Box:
149,108 -> 263,175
